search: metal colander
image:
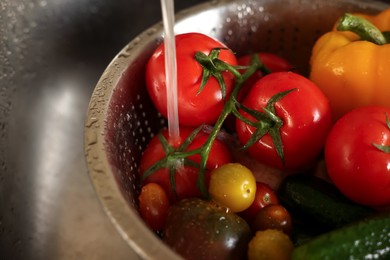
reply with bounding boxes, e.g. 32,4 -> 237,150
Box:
84,0 -> 388,259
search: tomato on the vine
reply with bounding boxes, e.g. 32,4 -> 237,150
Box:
139,127 -> 232,202
325,106 -> 390,207
235,71 -> 332,171
146,32 -> 238,126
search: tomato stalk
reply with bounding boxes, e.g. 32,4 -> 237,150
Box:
373,114 -> 390,153
142,50 -> 288,199
195,49 -> 233,99
236,89 -> 296,164
141,126 -> 204,199
337,13 -> 387,45
193,52 -> 265,198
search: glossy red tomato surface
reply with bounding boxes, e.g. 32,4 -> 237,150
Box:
138,182 -> 170,231
146,32 -> 238,126
239,181 -> 279,222
325,106 -> 390,207
236,71 -> 332,171
139,127 -> 232,202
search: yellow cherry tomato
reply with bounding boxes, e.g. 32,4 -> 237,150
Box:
248,229 -> 294,260
209,163 -> 256,212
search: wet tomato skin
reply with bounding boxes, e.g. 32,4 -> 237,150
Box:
208,163 -> 257,212
237,52 -> 294,101
138,182 -> 170,232
146,32 -> 237,127
325,106 -> 390,207
224,53 -> 294,132
163,198 -> 252,260
139,127 -> 232,202
240,182 -> 280,222
236,71 -> 333,171
251,204 -> 293,236
247,229 -> 294,260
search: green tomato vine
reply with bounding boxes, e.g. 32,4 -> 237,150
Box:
142,49 -> 294,198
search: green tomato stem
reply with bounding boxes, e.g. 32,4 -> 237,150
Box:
196,57 -> 265,198
143,49 -> 272,199
373,113 -> 390,153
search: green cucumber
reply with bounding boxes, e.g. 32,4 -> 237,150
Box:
292,213 -> 390,259
278,174 -> 374,232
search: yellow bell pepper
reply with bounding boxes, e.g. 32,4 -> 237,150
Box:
310,9 -> 390,120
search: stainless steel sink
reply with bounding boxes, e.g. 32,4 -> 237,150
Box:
0,0 -> 207,258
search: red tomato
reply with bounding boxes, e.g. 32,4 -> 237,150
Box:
146,33 -> 238,126
239,182 -> 279,222
251,204 -> 293,236
325,106 -> 390,207
237,53 -> 294,101
138,182 -> 170,231
139,127 -> 232,202
235,71 -> 332,171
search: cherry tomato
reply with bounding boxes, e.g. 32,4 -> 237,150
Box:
146,32 -> 238,126
138,182 -> 170,232
236,71 -> 332,171
247,229 -> 294,260
163,198 -> 251,260
240,182 -> 279,222
325,106 -> 390,207
139,127 -> 232,202
237,52 -> 294,101
251,204 -> 293,236
208,163 -> 256,212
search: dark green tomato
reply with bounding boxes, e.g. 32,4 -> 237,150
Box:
163,198 -> 252,260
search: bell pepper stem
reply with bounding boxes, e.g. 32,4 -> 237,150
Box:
336,13 -> 387,45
